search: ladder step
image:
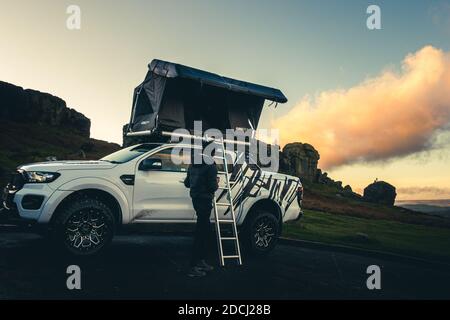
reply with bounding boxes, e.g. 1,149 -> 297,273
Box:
221,237 -> 237,240
218,186 -> 230,190
217,219 -> 234,223
223,255 -> 240,259
215,203 -> 231,207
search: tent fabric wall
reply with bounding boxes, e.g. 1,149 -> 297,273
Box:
129,74 -> 167,133
158,82 -> 186,129
143,74 -> 166,114
126,59 -> 287,136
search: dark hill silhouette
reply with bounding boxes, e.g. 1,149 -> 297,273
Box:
0,81 -> 120,185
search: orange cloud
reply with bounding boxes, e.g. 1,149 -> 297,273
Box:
273,46 -> 450,169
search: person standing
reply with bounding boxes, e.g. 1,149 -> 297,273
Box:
184,142 -> 218,277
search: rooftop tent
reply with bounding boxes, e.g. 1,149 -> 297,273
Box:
126,59 -> 288,136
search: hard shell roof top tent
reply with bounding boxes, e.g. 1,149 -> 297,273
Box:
125,59 -> 287,140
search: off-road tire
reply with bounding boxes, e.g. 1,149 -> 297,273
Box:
53,198 -> 115,256
242,210 -> 280,256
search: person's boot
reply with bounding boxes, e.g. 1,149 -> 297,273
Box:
197,260 -> 214,272
187,266 -> 207,278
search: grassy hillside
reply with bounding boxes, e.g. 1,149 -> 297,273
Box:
0,120 -> 120,186
302,182 -> 450,228
284,209 -> 450,263
288,182 -> 450,261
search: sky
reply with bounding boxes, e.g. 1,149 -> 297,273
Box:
1,0 -> 449,200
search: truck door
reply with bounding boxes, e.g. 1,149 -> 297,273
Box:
133,147 -> 195,221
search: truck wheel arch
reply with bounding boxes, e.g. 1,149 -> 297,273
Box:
50,189 -> 123,228
43,178 -> 130,225
243,198 -> 283,233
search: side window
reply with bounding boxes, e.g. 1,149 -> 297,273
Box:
147,148 -> 190,172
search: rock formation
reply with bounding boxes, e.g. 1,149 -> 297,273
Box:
279,142 -> 320,182
363,180 -> 397,206
0,81 -> 90,137
0,81 -> 120,186
278,142 -> 363,200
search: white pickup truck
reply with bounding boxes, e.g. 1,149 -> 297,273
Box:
2,142 -> 303,256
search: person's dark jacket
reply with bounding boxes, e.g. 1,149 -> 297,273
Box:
184,162 -> 218,200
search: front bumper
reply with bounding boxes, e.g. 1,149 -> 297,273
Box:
3,183 -> 54,221
3,182 -> 73,224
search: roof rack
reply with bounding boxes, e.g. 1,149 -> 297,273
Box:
161,131 -> 252,146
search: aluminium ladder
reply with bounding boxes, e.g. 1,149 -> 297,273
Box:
213,137 -> 243,266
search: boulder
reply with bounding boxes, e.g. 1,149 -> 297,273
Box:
280,142 -> 320,182
343,185 -> 353,193
363,181 -> 397,206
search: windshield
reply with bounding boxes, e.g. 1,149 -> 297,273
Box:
100,143 -> 161,164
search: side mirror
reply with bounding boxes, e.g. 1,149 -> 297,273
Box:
139,158 -> 162,171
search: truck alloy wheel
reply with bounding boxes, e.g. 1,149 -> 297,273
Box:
244,211 -> 280,255
54,198 -> 115,256
65,208 -> 110,252
254,217 -> 276,248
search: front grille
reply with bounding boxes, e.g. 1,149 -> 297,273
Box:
8,170 -> 25,191
2,171 -> 25,211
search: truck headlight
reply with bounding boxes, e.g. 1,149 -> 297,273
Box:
24,171 -> 60,183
